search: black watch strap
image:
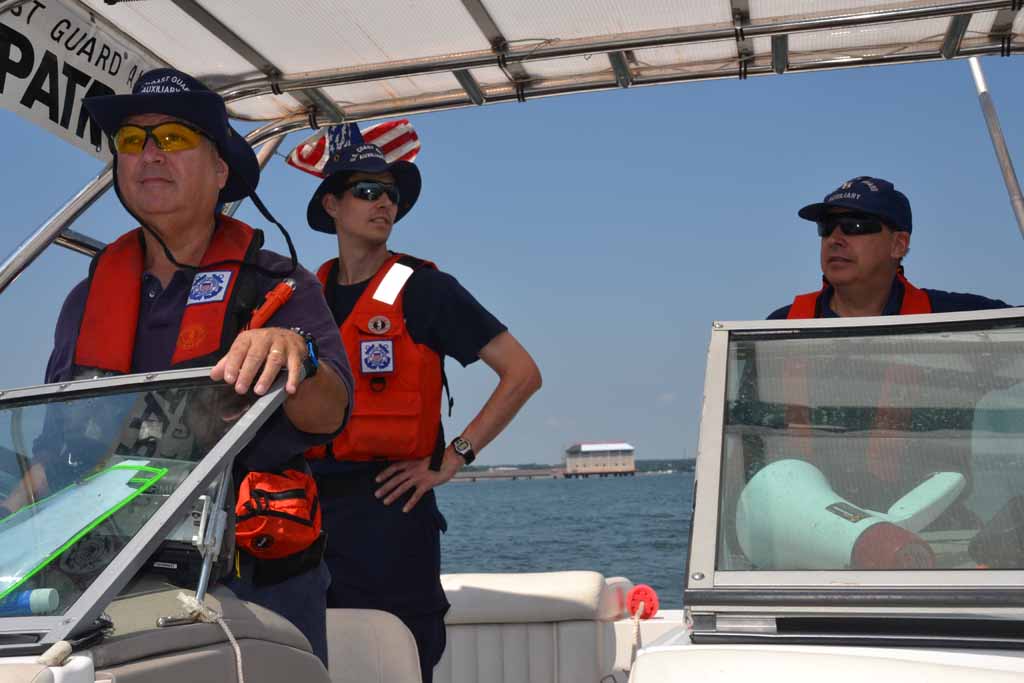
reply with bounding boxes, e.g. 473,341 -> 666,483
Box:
451,436 -> 475,465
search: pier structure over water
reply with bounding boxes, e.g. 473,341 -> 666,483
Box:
453,468 -> 564,482
563,442 -> 636,478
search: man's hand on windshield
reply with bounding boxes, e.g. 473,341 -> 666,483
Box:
211,328 -> 309,396
374,448 -> 464,513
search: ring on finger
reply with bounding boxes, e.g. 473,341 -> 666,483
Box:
269,348 -> 284,355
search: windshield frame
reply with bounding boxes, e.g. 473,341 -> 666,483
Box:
0,367 -> 288,650
686,307 -> 1024,611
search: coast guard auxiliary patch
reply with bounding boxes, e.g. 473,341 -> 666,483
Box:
368,315 -> 392,334
187,271 -> 231,305
361,340 -> 394,374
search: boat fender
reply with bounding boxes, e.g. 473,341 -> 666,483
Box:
627,584 -> 659,619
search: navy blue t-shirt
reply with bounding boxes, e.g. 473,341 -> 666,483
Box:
329,266 -> 507,366
768,277 -> 1011,319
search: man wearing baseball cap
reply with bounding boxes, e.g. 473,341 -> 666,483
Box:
14,68 -> 352,667
304,129 -> 542,682
769,175 -> 1010,318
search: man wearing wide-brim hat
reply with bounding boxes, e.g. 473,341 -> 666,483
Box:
304,133 -> 542,682
22,68 -> 352,668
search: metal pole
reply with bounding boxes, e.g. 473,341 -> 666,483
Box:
968,57 -> 1024,239
0,164 -> 114,295
194,471 -> 232,604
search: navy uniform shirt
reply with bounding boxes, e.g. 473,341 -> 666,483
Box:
44,248 -> 354,472
768,277 -> 1011,319
312,262 -> 507,477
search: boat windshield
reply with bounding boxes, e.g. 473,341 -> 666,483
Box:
719,318 -> 1024,572
0,379 -> 255,617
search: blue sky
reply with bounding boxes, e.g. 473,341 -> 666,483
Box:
0,57 -> 1022,465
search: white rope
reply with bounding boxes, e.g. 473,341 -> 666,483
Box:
36,640 -> 72,667
627,600 -> 646,670
177,592 -> 244,683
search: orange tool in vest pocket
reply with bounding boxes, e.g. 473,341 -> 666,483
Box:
247,278 -> 296,330
235,468 -> 321,560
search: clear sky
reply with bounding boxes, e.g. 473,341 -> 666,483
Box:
0,57 -> 1022,465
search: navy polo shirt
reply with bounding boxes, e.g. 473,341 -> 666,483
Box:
768,277 -> 1011,319
44,248 -> 354,472
311,263 -> 506,477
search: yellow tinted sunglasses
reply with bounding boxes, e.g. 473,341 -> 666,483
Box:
112,121 -> 209,154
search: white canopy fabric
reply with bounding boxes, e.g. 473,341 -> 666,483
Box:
77,0 -> 1023,124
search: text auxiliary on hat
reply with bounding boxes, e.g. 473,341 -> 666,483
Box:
798,175 -> 913,233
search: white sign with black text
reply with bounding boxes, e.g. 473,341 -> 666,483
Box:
0,0 -> 158,159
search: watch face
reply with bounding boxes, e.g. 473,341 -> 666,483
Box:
453,437 -> 471,455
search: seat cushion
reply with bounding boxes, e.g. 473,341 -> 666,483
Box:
326,609 -> 422,683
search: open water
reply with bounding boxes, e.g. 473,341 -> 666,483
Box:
436,468 -> 694,608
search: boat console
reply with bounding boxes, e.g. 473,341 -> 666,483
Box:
631,308 -> 1024,682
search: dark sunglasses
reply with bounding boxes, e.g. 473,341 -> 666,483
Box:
817,214 -> 886,238
112,121 -> 210,154
344,180 -> 400,205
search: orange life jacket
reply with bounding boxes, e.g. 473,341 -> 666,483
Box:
75,216 -> 322,560
786,271 -> 932,319
75,215 -> 262,372
783,272 -> 931,484
307,253 -> 443,462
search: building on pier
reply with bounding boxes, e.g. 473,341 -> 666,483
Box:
563,442 -> 635,478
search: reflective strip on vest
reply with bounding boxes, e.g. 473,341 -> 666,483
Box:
372,263 -> 416,305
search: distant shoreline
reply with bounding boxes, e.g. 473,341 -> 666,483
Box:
453,459 -> 695,482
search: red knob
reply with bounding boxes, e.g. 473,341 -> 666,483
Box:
627,584 -> 659,619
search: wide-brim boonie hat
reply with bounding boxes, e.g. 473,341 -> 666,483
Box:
307,142 -> 421,234
798,175 -> 913,233
82,68 -> 259,203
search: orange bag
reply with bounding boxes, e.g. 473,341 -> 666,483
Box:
235,468 -> 321,560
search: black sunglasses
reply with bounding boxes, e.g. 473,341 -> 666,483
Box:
817,214 -> 886,238
344,180 -> 400,205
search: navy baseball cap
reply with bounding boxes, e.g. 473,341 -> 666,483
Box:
798,176 -> 913,233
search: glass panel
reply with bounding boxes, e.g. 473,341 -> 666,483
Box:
719,323 -> 1024,572
0,382 -> 254,615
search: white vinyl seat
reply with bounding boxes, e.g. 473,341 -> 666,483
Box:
326,609 -> 422,683
434,571 -> 632,683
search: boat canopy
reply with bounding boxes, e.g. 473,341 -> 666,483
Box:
70,0 -> 1024,124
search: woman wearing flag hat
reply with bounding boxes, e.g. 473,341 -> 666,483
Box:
302,125 -> 542,682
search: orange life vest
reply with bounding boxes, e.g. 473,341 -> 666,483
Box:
307,253 -> 443,462
783,272 -> 931,484
75,215 -> 261,372
75,216 -> 323,561
786,272 -> 932,319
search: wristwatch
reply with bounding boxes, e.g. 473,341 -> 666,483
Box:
451,436 -> 476,465
290,327 -> 319,379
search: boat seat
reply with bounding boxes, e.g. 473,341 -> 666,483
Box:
326,609 -> 423,683
434,571 -> 632,683
87,581 -> 329,682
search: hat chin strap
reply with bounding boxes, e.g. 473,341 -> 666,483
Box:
111,156 -> 298,279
